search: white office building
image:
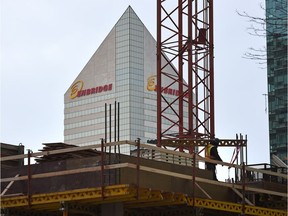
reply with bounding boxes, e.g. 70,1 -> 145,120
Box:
64,6 -> 188,154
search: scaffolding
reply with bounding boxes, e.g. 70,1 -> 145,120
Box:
1,140 -> 287,216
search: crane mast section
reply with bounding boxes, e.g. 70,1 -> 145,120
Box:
157,0 -> 215,146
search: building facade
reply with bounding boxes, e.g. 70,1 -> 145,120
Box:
266,0 -> 287,164
64,7 -> 188,154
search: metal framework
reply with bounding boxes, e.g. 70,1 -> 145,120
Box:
2,185 -> 286,216
157,0 -> 215,146
1,141 -> 287,216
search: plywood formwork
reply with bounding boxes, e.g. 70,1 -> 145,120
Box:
0,143 -> 24,169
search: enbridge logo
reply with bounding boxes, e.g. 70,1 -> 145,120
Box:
70,80 -> 84,99
147,75 -> 156,91
69,80 -> 113,99
146,75 -> 188,98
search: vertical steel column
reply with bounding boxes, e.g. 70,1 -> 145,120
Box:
101,139 -> 105,199
114,101 -> 117,154
114,101 -> 117,142
109,104 -> 112,183
188,0 -> 193,137
245,135 -> 248,165
236,155 -> 239,182
109,104 -> 112,144
60,201 -> 68,216
192,144 -> 196,207
27,149 -> 31,208
156,0 -> 162,147
178,0 -> 184,142
118,102 -> 120,141
136,138 -> 141,199
63,208 -> 68,216
105,103 -> 107,144
117,102 -> 120,154
241,162 -> 246,215
209,0 -> 215,137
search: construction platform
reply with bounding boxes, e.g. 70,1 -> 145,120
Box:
1,141 -> 287,216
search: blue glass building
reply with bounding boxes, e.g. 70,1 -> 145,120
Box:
266,0 -> 287,164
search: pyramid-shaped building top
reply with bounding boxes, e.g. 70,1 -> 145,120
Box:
64,6 -> 187,153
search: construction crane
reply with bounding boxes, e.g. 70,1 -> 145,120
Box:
155,1 -> 247,159
157,0 -> 215,146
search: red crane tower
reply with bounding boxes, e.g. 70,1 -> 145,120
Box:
157,0 -> 215,147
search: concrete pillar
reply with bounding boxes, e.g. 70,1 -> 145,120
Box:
101,202 -> 124,216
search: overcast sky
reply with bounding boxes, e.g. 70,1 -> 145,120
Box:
1,0 -> 268,173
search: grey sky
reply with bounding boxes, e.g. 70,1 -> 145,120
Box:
1,0 -> 267,173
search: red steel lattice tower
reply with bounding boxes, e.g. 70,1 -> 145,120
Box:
157,0 -> 215,147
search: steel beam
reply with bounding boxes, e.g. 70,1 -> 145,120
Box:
2,185 -> 286,216
160,139 -> 247,148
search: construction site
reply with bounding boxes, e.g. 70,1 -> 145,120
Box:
1,1 -> 287,216
1,139 -> 287,216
